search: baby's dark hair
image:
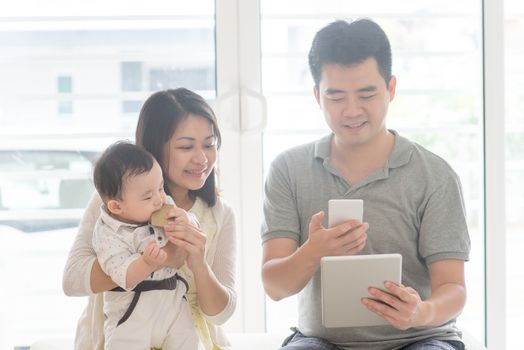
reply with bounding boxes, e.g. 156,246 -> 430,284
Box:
93,141 -> 155,201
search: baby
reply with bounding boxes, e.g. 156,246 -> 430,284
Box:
92,141 -> 199,350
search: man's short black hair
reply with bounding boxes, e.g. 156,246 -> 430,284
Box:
93,141 -> 155,200
308,18 -> 392,87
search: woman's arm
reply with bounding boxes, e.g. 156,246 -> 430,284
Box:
165,201 -> 237,324
90,259 -> 117,293
197,203 -> 237,324
62,192 -> 116,296
168,224 -> 230,316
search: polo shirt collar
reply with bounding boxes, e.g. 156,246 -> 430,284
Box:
99,204 -> 144,233
313,129 -> 413,170
386,130 -> 413,169
313,134 -> 332,159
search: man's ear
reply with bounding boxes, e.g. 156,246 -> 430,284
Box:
388,75 -> 397,102
313,86 -> 321,106
106,199 -> 123,215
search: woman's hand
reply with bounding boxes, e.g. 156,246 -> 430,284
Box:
165,222 -> 207,272
164,207 -> 207,272
161,241 -> 188,269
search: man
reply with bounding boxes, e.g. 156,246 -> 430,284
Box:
261,19 -> 470,350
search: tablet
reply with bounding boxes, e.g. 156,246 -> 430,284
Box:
320,254 -> 402,328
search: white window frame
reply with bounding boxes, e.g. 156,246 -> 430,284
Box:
483,0 -> 506,348
216,0 -> 266,332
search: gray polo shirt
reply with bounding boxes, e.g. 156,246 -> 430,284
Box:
261,131 -> 470,350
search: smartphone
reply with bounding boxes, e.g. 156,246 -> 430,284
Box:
328,199 -> 364,228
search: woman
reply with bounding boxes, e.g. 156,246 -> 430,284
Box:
63,88 -> 237,350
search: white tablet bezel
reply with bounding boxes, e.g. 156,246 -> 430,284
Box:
320,254 -> 402,328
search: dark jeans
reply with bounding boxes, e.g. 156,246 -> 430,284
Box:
279,330 -> 465,350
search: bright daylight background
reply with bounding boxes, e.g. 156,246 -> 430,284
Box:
0,0 -> 521,349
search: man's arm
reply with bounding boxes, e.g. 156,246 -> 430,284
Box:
262,211 -> 368,301
262,238 -> 316,301
422,259 -> 467,325
363,259 -> 466,329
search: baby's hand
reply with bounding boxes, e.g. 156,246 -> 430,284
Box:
142,240 -> 168,268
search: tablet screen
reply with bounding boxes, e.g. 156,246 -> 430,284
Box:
320,254 -> 402,328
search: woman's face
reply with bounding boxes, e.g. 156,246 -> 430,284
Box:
163,114 -> 218,195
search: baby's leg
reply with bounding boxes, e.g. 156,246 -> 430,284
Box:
162,289 -> 200,350
105,318 -> 153,350
104,293 -> 154,350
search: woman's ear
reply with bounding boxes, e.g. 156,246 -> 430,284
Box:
106,199 -> 123,215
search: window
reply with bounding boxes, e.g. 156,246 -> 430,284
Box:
149,66 -> 215,91
121,62 -> 143,92
0,1 -> 216,348
57,76 -> 73,115
57,76 -> 73,93
121,100 -> 143,114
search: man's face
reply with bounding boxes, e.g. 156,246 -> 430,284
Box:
314,57 -> 396,149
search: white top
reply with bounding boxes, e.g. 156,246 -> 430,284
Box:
92,205 -> 176,290
63,192 -> 237,350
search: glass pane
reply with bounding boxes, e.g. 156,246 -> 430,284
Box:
0,1 -> 215,348
261,0 -> 484,340
505,2 -> 524,349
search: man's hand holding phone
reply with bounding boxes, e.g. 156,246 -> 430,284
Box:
304,199 -> 368,260
328,199 -> 364,227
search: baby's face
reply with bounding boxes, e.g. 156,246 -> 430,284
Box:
117,161 -> 166,224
